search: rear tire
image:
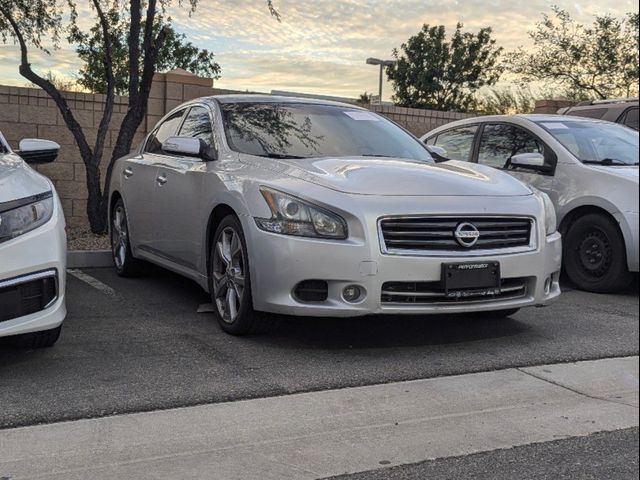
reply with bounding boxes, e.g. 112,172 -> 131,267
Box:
209,215 -> 278,335
111,198 -> 147,277
10,325 -> 62,348
564,213 -> 633,293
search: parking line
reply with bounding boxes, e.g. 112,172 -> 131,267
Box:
67,269 -> 117,297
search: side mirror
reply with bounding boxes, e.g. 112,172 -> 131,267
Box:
162,136 -> 217,161
426,145 -> 449,163
510,152 -> 546,170
16,139 -> 60,164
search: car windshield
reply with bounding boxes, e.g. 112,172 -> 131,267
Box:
536,119 -> 639,165
220,102 -> 433,162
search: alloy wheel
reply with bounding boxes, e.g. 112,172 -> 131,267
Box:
212,226 -> 246,323
112,206 -> 128,270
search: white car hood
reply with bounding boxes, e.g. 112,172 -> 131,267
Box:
0,153 -> 51,204
269,157 -> 533,197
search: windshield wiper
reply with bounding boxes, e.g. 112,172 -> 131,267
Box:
257,153 -> 307,159
582,158 -> 634,166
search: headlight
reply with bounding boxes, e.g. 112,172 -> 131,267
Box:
255,187 -> 347,239
532,189 -> 557,235
0,193 -> 54,243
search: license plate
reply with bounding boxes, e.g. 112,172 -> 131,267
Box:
442,261 -> 501,297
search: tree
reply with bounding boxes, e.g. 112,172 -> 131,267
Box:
356,91 -> 372,106
507,7 -> 640,99
386,23 -> 503,112
0,0 -> 279,233
473,86 -> 537,115
75,11 -> 221,95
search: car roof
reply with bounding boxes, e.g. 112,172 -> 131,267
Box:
201,94 -> 365,110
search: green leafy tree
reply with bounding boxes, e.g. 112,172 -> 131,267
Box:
356,91 -> 372,106
507,7 -> 640,99
0,0 -> 279,233
386,23 -> 503,112
75,11 -> 221,95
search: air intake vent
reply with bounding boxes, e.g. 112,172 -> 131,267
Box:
0,270 -> 58,323
294,280 -> 328,302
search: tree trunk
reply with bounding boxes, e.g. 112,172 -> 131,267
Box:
86,164 -> 107,233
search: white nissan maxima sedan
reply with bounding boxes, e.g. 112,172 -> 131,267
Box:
0,131 -> 66,347
109,96 -> 561,335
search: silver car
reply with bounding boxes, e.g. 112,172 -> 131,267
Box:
109,96 -> 561,335
422,115 -> 639,293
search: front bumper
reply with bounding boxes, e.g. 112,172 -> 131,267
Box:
243,195 -> 562,317
0,196 -> 67,338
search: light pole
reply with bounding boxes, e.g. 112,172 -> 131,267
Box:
366,57 -> 396,101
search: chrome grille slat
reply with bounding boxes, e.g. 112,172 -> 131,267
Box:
380,216 -> 534,253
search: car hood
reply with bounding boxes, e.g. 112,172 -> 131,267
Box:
585,165 -> 639,183
267,157 -> 533,196
0,153 -> 51,204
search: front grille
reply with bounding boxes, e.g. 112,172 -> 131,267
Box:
381,277 -> 528,305
0,271 -> 58,323
380,217 -> 533,253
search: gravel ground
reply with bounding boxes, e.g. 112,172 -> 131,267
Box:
66,226 -> 110,251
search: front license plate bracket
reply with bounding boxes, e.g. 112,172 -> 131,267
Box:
442,261 -> 501,297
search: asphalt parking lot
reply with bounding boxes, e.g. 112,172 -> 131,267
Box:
0,266 -> 637,430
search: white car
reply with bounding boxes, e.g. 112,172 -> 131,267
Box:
422,115 -> 639,292
0,131 -> 66,347
109,96 -> 561,335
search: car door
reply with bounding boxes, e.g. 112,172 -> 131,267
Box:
474,123 -> 558,204
150,104 -> 215,270
127,109 -> 187,252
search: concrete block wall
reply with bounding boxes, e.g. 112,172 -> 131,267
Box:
0,70 -> 473,227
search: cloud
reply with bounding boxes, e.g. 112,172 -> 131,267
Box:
0,0 -> 637,98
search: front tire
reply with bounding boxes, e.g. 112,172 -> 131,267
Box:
10,325 -> 62,348
564,213 -> 633,293
209,215 -> 277,335
111,198 -> 146,277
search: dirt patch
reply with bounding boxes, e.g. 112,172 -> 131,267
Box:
67,227 -> 110,251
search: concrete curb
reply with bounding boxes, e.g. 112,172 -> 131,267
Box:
67,250 -> 112,269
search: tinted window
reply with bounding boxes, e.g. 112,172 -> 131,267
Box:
179,106 -> 214,147
220,102 -> 433,162
145,110 -> 186,154
570,108 -> 608,119
622,108 -> 639,131
478,124 -> 545,169
433,126 -> 478,161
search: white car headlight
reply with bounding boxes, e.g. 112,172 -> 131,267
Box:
255,187 -> 347,239
532,189 -> 557,235
0,193 -> 54,243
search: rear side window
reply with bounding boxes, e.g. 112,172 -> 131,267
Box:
179,106 -> 214,147
144,110 -> 186,154
622,108 -> 639,131
432,126 -> 478,161
477,124 -> 545,169
569,108 -> 608,120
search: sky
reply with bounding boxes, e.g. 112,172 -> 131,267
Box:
0,0 -> 637,100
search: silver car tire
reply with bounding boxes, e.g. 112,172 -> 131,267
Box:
209,215 -> 278,335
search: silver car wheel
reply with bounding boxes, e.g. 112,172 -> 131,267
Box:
112,206 -> 128,270
213,226 -> 245,323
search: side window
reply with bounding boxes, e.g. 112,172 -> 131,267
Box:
144,109 -> 186,154
570,108 -> 608,119
478,124 -> 545,169
622,108 -> 639,131
432,126 -> 478,161
424,136 -> 436,146
179,106 -> 214,147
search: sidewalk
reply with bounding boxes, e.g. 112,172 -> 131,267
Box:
1,357 -> 638,480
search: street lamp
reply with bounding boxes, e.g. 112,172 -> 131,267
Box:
366,57 -> 396,101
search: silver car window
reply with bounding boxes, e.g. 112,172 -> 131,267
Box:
433,126 -> 478,161
179,106 -> 214,147
145,109 -> 187,154
478,124 -> 545,169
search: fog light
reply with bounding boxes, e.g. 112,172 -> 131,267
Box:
342,285 -> 362,303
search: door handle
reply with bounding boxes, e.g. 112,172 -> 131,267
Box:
123,168 -> 134,178
156,174 -> 168,186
